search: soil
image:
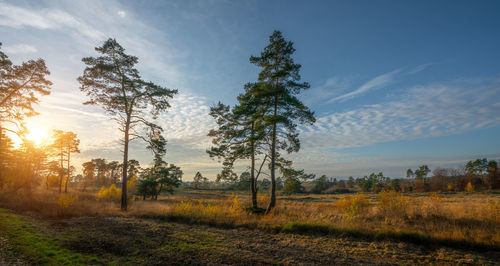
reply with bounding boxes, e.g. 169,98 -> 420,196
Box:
6,215 -> 496,265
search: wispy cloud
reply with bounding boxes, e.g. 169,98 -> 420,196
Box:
158,92 -> 214,149
2,44 -> 37,54
408,63 -> 433,75
117,10 -> 126,18
0,3 -> 106,40
303,78 -> 500,149
327,69 -> 400,103
302,76 -> 351,105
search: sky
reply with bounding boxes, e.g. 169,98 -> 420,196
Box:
1,0 -> 500,180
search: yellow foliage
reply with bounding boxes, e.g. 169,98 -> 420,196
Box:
466,182 -> 474,192
127,177 -> 137,195
335,193 -> 370,220
97,184 -> 121,202
58,193 -> 78,209
447,184 -> 453,191
227,193 -> 244,216
257,193 -> 269,206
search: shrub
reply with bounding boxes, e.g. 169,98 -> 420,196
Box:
97,184 -> 121,202
283,177 -> 304,195
466,181 -> 474,192
377,191 -> 411,221
58,193 -> 78,209
419,193 -> 443,218
227,193 -> 244,216
335,194 -> 370,220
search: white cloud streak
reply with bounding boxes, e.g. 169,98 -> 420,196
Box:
2,43 -> 37,54
0,3 -> 106,40
303,79 -> 500,150
327,69 -> 400,103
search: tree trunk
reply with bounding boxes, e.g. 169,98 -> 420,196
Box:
59,151 -> 63,193
266,95 -> 278,214
250,122 -> 258,209
121,120 -> 130,211
64,152 -> 70,193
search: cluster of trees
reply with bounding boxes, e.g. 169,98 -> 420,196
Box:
0,44 -> 86,194
0,38 -> 182,210
79,158 -> 139,191
136,148 -> 182,200
0,128 -> 81,194
0,42 -> 52,192
207,30 -> 315,213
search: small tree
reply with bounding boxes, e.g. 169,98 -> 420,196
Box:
138,162 -> 182,200
193,172 -> 203,189
50,130 -> 79,193
347,176 -> 355,188
282,168 -> 314,195
78,38 -> 177,211
488,160 -> 500,189
283,176 -> 303,194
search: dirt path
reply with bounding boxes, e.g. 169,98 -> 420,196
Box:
42,216 -> 498,265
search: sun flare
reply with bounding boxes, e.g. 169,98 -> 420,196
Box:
13,123 -> 51,147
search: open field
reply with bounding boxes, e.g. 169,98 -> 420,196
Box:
0,189 -> 499,265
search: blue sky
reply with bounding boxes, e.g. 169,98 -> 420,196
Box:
1,0 -> 499,179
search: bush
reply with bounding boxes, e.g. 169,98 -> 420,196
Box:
335,194 -> 370,220
97,184 -> 121,202
466,181 -> 474,192
377,191 -> 411,221
283,177 -> 303,195
58,193 -> 78,209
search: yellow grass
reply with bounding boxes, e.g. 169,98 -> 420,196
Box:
1,188 -> 499,249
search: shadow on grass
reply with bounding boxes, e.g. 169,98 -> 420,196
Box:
279,222 -> 500,252
136,213 -> 499,253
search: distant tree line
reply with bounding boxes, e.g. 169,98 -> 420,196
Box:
296,159 -> 500,194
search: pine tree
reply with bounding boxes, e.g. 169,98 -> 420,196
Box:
207,83 -> 268,209
78,38 -> 177,211
248,30 -> 315,213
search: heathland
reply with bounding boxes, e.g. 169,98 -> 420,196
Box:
0,188 -> 498,265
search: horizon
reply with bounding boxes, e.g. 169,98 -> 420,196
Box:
1,0 -> 500,180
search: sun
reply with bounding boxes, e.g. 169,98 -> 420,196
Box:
24,123 -> 49,146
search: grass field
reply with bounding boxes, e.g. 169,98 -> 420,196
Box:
0,189 -> 499,265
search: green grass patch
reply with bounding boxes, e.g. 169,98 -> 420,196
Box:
0,208 -> 99,265
159,231 -> 222,253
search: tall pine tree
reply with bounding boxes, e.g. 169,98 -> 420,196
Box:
249,30 -> 315,213
78,38 -> 177,211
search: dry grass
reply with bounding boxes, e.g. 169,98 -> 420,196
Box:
1,188 -> 499,250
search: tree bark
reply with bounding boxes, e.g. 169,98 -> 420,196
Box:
121,119 -> 130,211
59,150 -> 63,193
266,94 -> 278,214
250,122 -> 258,209
64,152 -> 70,193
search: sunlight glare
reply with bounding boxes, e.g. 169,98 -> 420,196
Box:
25,123 -> 49,146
